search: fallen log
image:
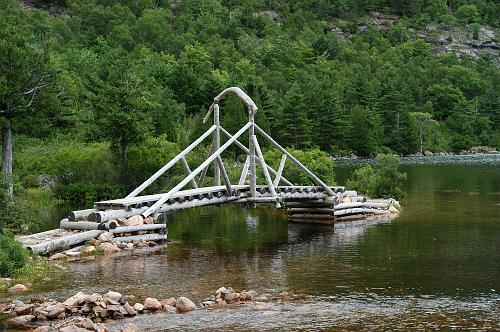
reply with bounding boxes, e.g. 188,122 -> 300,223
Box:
61,220 -> 105,230
112,234 -> 168,243
110,224 -> 166,234
28,230 -> 105,254
68,209 -> 96,221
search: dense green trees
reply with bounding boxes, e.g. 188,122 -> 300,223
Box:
0,0 -> 498,206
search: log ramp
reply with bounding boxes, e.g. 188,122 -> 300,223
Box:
16,87 -> 400,256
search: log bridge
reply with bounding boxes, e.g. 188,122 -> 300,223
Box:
17,87 -> 399,255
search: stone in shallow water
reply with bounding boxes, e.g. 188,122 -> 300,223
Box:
7,314 -> 35,327
176,297 -> 197,312
143,298 -> 162,311
133,303 -> 144,312
120,323 -> 143,332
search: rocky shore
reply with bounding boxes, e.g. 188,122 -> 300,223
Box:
0,287 -> 259,332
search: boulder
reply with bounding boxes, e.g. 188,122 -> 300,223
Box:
33,327 -> 51,332
8,284 -> 29,293
133,303 -> 144,312
104,291 -> 123,304
116,218 -> 128,226
123,302 -> 136,316
59,325 -> 91,332
93,306 -> 108,318
144,216 -> 154,225
98,242 -> 119,254
49,253 -> 67,261
176,297 -> 196,312
225,292 -> 238,303
161,297 -> 176,308
143,297 -> 162,311
7,315 -> 35,327
424,150 -> 433,156
120,323 -> 143,332
75,317 -> 98,331
46,304 -> 65,318
14,304 -> 34,315
88,293 -> 103,304
127,215 -> 144,226
389,206 -> 399,213
82,246 -> 96,254
98,232 -> 113,242
63,291 -> 89,307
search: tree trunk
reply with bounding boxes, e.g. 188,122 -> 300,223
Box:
1,119 -> 13,198
120,138 -> 128,170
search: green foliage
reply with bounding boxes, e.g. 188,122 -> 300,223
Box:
0,235 -> 29,277
264,148 -> 334,186
456,4 -> 481,24
347,154 -> 407,199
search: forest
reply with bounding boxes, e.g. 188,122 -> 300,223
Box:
0,0 -> 499,232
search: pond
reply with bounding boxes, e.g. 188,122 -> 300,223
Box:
3,154 -> 500,330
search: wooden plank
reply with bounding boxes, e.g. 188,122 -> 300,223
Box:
255,124 -> 335,196
126,125 -> 216,198
141,121 -> 252,217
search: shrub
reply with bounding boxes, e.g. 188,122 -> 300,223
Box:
347,154 -> 406,200
0,235 -> 29,277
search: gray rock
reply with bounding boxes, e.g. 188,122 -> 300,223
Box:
8,284 -> 29,293
14,304 -> 34,315
46,304 -> 65,318
123,302 -> 136,316
132,303 -> 144,312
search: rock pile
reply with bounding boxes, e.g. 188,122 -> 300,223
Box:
1,287 -> 258,331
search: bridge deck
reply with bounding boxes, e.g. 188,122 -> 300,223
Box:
95,185 -> 345,210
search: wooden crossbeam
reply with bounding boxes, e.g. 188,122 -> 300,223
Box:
255,124 -> 335,196
216,156 -> 232,195
219,126 -> 293,186
239,155 -> 250,185
180,157 -> 198,189
273,154 -> 287,187
127,125 -> 216,198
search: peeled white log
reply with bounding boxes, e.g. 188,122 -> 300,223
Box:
61,220 -> 104,230
113,234 -> 167,243
90,195 -> 243,223
343,191 -> 358,197
110,224 -> 166,234
68,209 -> 96,221
28,230 -> 104,254
334,202 -> 391,210
334,208 -> 390,216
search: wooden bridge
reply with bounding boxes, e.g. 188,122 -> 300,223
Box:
17,88 -> 399,255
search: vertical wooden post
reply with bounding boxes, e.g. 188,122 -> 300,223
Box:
253,135 -> 280,208
213,103 -> 221,186
248,106 -> 256,199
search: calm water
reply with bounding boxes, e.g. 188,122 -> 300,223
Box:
2,155 -> 500,330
